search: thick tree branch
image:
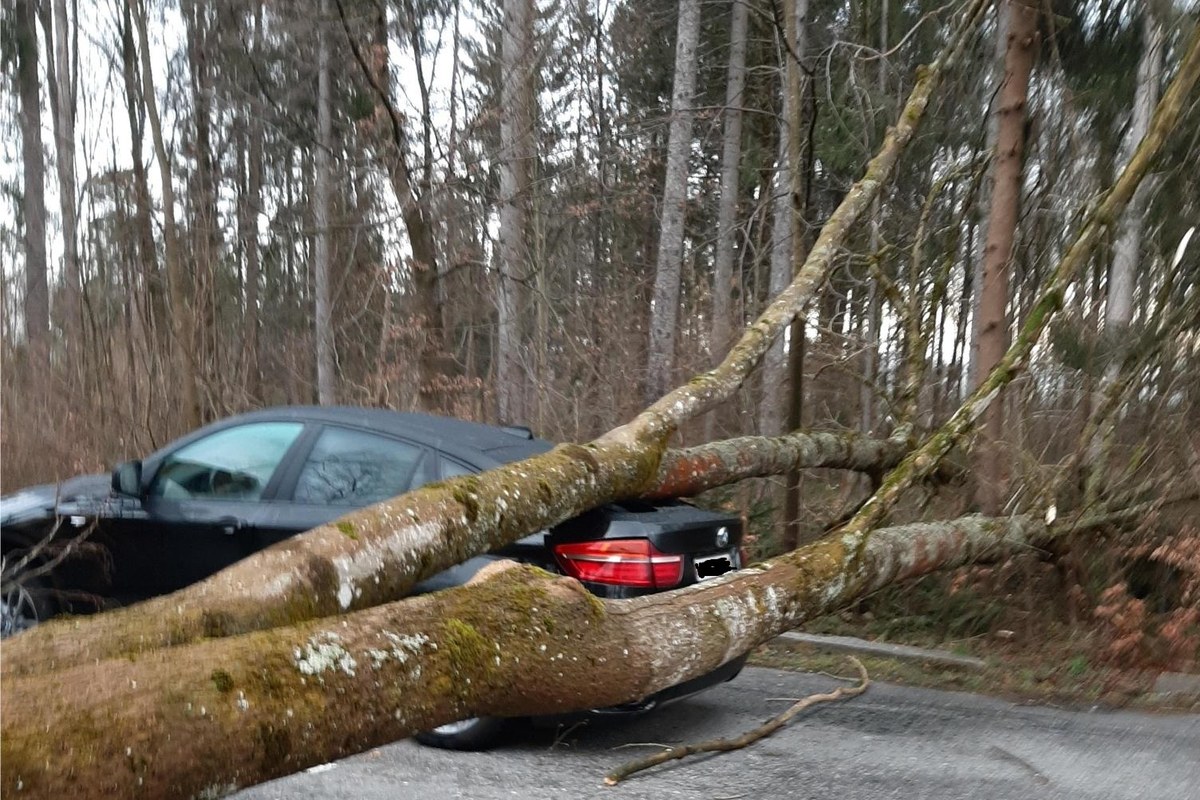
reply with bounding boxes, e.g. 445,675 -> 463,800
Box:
646,430 -> 910,500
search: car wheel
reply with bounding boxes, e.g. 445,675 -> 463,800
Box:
0,575 -> 52,639
414,716 -> 507,750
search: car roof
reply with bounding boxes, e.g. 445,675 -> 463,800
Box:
224,406 -> 554,468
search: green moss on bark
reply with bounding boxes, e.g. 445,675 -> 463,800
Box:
211,670 -> 234,693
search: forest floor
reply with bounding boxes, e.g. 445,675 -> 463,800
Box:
752,606 -> 1200,714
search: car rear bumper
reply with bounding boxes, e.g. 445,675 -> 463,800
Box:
531,653 -> 748,726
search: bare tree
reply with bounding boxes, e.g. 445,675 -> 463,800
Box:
497,0 -> 536,424
760,0 -> 809,439
1102,11 -> 1164,381
15,0 -> 49,366
237,1 -> 266,403
710,0 -> 750,374
646,0 -> 701,403
314,0 -> 336,404
117,0 -> 166,353
44,0 -> 80,353
132,0 -> 202,430
334,0 -> 447,412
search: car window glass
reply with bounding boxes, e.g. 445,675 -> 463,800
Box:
294,427 -> 425,505
440,458 -> 476,480
409,452 -> 437,490
150,422 -> 304,501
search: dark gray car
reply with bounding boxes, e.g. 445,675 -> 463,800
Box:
1,406 -> 747,748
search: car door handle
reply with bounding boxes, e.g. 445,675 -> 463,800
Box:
216,516 -> 246,535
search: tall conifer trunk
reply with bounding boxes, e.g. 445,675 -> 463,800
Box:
972,0 -> 1038,515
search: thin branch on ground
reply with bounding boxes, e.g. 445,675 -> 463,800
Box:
603,657 -> 869,786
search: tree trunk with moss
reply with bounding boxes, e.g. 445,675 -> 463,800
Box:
2,513 -> 1056,800
0,428 -> 903,678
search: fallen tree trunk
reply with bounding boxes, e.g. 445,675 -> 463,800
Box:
1,512 -> 1055,800
0,429 -> 904,678
0,1 -> 988,679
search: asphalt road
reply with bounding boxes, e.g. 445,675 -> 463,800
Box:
235,666 -> 1199,800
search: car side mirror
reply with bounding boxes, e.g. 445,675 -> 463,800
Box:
112,460 -> 143,497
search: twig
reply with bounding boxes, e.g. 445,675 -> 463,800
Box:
603,658 -> 869,786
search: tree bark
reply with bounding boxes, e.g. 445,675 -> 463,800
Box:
133,0 -> 203,431
759,0 -> 810,439
239,3 -> 265,403
710,0 -> 750,374
647,430 -> 909,500
1,513 -> 1059,800
314,0 -> 336,405
645,0 -> 701,403
497,0 -> 536,424
16,0 -> 49,367
971,0 -> 1038,515
47,0 -> 81,355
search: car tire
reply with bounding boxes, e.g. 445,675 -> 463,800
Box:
0,574 -> 54,639
414,716 -> 507,750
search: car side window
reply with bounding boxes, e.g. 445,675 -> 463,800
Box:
149,422 -> 304,501
293,427 -> 426,506
440,458 -> 476,480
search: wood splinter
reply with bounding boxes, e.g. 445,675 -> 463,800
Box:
603,657 -> 870,785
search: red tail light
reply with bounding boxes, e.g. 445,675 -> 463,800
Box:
553,539 -> 685,589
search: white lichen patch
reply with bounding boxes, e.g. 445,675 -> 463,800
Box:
646,611 -> 707,687
366,631 -> 435,671
294,631 -> 358,678
366,649 -> 390,669
328,519 -> 442,604
714,597 -> 752,641
763,585 -> 783,621
337,581 -> 354,610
